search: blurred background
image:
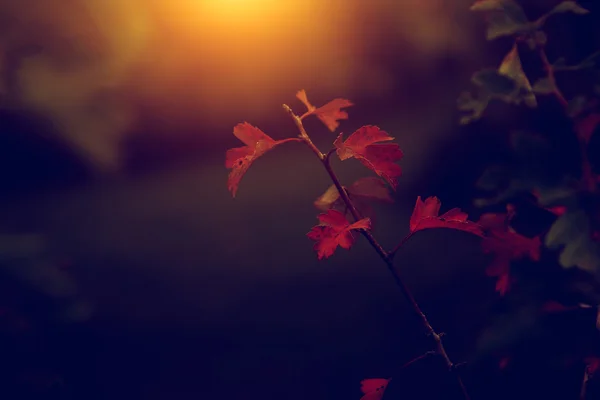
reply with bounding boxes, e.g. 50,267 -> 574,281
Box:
0,0 -> 599,399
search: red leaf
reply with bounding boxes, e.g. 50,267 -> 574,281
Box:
409,196 -> 484,236
307,209 -> 371,260
296,89 -> 353,132
360,378 -> 390,400
479,211 -> 541,296
225,122 -> 297,197
334,126 -> 403,189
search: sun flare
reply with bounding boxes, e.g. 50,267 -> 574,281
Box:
196,0 -> 282,22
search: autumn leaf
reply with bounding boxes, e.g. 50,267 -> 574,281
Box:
314,178 -> 393,227
225,122 -> 298,197
479,211 -> 541,296
409,196 -> 484,236
296,89 -> 353,132
307,209 -> 371,260
359,378 -> 391,400
334,126 -> 403,189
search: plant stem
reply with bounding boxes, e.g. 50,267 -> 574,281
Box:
537,47 -> 568,108
389,232 -> 415,260
580,364 -> 590,400
283,104 -> 472,400
537,47 -> 596,193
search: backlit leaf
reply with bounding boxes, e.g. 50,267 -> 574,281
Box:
479,210 -> 541,295
334,126 -> 403,189
225,122 -> 299,197
307,209 -> 371,260
410,196 -> 484,236
296,89 -> 353,132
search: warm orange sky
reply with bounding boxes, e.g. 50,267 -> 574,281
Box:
0,0 -> 481,169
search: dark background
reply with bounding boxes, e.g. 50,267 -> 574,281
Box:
0,1 -> 599,399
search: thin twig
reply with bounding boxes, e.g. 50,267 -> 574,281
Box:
389,232 -> 415,260
283,104 -> 472,400
400,351 -> 436,370
537,46 -> 596,193
537,46 -> 568,108
580,364 -> 590,400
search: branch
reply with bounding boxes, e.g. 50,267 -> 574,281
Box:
580,363 -> 590,400
537,46 -> 568,108
400,351 -> 436,370
283,104 -> 471,400
536,46 -> 596,193
389,232 -> 415,260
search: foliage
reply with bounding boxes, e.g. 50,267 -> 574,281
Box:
225,1 -> 600,398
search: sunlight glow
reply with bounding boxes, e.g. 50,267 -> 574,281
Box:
202,0 -> 279,21
137,0 -> 361,119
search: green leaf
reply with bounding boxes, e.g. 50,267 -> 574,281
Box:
470,0 -> 532,40
546,209 -> 600,274
525,30 -> 547,50
457,91 -> 490,125
472,69 -> 518,95
535,186 -> 576,207
545,210 -> 588,248
477,165 -> 512,191
474,179 -> 531,207
553,51 -> 600,71
547,1 -> 590,16
532,77 -> 556,94
499,45 -> 537,107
